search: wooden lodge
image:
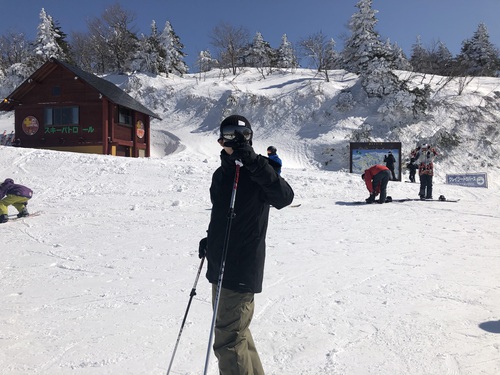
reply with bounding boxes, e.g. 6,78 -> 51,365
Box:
0,58 -> 160,157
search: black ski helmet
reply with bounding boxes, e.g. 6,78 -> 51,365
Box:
219,115 -> 253,145
267,146 -> 277,155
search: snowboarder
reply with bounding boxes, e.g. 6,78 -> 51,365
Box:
406,157 -> 418,183
0,178 -> 33,223
384,151 -> 397,180
413,144 -> 438,199
199,114 -> 294,375
361,164 -> 392,204
266,145 -> 282,175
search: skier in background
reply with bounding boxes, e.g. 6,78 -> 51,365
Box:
413,144 -> 439,199
0,178 -> 33,223
266,145 -> 282,175
384,151 -> 396,180
406,157 -> 418,183
198,115 -> 294,375
362,164 -> 392,204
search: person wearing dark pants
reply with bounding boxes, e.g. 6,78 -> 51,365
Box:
199,115 -> 294,375
406,157 -> 418,183
384,151 -> 396,180
412,144 -> 438,199
362,164 -> 392,204
419,174 -> 433,199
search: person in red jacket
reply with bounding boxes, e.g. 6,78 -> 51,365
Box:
361,164 -> 392,204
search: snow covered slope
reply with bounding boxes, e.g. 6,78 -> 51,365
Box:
1,69 -> 499,374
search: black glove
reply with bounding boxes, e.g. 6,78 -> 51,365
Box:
230,143 -> 258,167
198,237 -> 207,259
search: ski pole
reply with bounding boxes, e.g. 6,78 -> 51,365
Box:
166,256 -> 205,375
203,160 -> 243,375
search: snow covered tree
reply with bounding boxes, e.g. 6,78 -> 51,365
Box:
209,22 -> 250,75
276,34 -> 298,70
244,32 -> 275,77
128,34 -> 158,74
431,41 -> 453,75
457,23 -> 500,76
410,36 -> 430,73
341,0 -> 384,75
196,50 -> 218,74
159,21 -> 188,76
0,32 -> 36,96
386,40 -> 411,71
0,63 -> 35,98
33,8 -> 68,63
361,57 -> 400,97
0,32 -> 33,71
127,20 -> 163,74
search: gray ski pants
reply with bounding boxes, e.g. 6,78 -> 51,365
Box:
212,284 -> 265,375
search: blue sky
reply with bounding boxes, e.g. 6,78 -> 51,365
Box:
1,0 -> 499,71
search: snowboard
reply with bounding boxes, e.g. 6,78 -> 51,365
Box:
410,198 -> 460,203
336,197 -> 459,205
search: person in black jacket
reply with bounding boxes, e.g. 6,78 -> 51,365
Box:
384,151 -> 396,180
199,114 -> 294,375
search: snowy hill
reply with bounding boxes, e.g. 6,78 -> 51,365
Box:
119,68 -> 500,185
2,68 -> 500,184
1,69 -> 499,374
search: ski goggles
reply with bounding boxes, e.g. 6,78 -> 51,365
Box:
220,125 -> 252,142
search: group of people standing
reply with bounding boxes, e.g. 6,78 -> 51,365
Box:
362,144 -> 439,204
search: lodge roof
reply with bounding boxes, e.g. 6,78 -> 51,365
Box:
0,58 -> 161,120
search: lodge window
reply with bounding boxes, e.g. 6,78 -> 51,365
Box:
44,106 -> 79,126
117,106 -> 133,126
52,86 -> 61,96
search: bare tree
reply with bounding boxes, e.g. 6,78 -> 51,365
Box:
0,31 -> 32,69
69,31 -> 95,72
299,31 -> 338,82
209,22 -> 249,75
86,3 -> 139,73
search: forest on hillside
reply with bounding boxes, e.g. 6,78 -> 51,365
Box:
1,0 -> 499,85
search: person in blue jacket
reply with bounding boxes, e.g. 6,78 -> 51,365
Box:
266,146 -> 282,175
0,178 -> 33,223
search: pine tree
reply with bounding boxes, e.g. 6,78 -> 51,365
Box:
342,0 -> 383,75
457,23 -> 500,76
159,21 -> 188,77
33,8 -> 67,63
128,20 -> 163,74
276,34 -> 298,70
196,50 -> 218,74
433,41 -> 453,75
245,32 -> 275,76
387,40 -> 411,71
410,35 -> 430,73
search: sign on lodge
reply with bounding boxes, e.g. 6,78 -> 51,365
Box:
0,58 -> 161,157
